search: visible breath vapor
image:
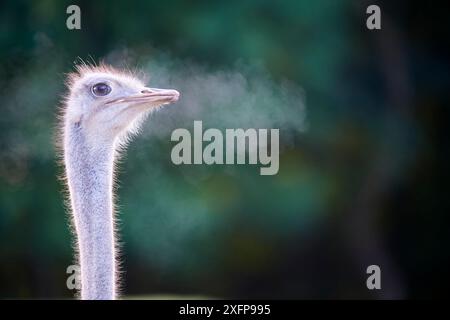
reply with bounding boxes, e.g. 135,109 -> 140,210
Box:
104,50 -> 307,141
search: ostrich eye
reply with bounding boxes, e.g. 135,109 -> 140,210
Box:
91,83 -> 112,96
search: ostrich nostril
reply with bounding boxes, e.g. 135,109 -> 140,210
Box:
141,89 -> 153,94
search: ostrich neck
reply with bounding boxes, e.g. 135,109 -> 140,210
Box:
64,124 -> 117,300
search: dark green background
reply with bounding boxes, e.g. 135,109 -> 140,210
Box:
0,0 -> 448,298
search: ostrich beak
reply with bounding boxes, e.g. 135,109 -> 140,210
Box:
139,87 -> 180,104
106,87 -> 180,106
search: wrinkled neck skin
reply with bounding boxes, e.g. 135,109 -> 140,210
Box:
64,121 -> 118,300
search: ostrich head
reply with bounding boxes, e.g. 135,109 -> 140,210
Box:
61,64 -> 180,299
65,65 -> 179,144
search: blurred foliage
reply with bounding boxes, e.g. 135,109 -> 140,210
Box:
0,0 -> 449,298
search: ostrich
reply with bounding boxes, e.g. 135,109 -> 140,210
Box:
60,64 -> 180,300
